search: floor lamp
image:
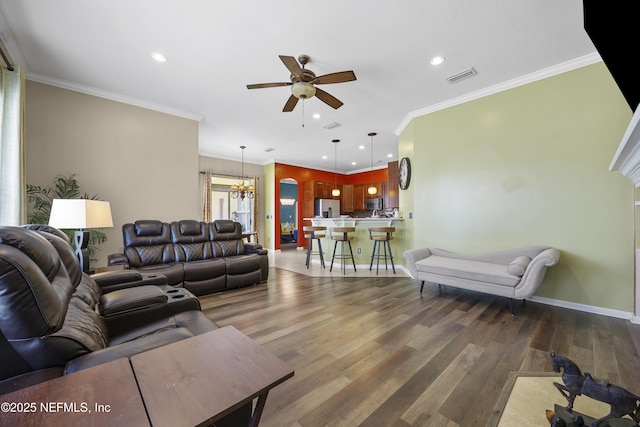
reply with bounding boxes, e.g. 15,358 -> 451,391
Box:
48,199 -> 113,273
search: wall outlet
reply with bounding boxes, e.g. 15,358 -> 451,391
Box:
357,248 -> 362,254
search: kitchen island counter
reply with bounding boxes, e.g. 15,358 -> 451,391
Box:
302,217 -> 406,270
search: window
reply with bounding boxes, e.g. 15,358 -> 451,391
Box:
210,176 -> 255,233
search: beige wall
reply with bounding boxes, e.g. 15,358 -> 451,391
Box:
26,81 -> 200,266
399,63 -> 634,312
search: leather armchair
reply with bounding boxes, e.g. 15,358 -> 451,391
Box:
0,226 -> 218,382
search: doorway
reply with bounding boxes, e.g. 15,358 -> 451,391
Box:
279,178 -> 298,250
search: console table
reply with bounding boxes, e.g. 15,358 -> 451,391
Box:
0,358 -> 149,427
0,326 -> 293,427
131,325 -> 294,427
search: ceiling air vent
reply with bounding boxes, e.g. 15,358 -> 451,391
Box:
264,147 -> 275,152
323,122 -> 341,130
445,67 -> 477,84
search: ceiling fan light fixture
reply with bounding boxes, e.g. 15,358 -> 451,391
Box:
291,82 -> 316,99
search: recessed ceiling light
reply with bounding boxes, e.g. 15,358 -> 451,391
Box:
151,52 -> 167,62
430,55 -> 445,66
351,161 -> 357,166
313,113 -> 321,119
358,145 -> 365,150
322,155 -> 328,159
387,154 -> 393,158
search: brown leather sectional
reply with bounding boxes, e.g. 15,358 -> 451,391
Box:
108,219 -> 269,296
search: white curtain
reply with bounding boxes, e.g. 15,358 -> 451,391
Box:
0,64 -> 26,225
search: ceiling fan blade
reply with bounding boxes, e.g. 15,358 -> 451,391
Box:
279,55 -> 303,78
314,70 -> 357,85
247,82 -> 291,89
283,94 -> 299,112
315,87 -> 344,109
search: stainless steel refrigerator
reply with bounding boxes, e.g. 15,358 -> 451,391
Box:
314,199 -> 340,218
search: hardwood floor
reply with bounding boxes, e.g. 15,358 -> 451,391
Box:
200,267 -> 640,427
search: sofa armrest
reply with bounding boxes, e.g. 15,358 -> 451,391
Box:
91,270 -> 169,293
99,285 -> 168,317
514,248 -> 560,299
101,287 -> 202,336
108,252 -> 129,267
402,247 -> 432,278
245,243 -> 267,256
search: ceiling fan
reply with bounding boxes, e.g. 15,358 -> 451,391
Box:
247,54 -> 356,112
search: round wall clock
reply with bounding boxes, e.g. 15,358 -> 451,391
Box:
399,157 -> 411,190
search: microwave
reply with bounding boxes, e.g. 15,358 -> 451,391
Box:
365,198 -> 383,210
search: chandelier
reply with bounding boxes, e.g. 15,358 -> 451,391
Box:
231,146 -> 255,200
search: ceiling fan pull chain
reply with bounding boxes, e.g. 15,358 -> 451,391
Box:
301,98 -> 305,127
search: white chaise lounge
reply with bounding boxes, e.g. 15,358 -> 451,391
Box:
403,246 -> 560,314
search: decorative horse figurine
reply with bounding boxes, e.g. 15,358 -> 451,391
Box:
550,351 -> 640,427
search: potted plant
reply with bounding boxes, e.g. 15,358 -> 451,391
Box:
26,173 -> 108,259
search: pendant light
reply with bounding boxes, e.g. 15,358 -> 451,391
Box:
367,132 -> 378,195
230,146 -> 255,200
331,139 -> 341,197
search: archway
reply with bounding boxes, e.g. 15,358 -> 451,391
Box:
279,178 -> 298,250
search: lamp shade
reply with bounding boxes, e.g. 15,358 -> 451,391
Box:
291,82 -> 316,99
49,199 -> 113,229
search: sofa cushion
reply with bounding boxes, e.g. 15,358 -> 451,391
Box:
212,240 -> 245,257
182,258 -> 226,281
225,254 -> 261,275
174,242 -> 212,262
215,220 -> 236,233
209,220 -> 242,240
507,256 -> 532,276
179,220 -> 202,236
123,221 -> 174,267
415,255 -> 520,287
134,220 -> 164,236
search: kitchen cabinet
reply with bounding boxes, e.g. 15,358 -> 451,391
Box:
314,181 -> 341,199
353,184 -> 365,211
386,160 -> 399,208
301,181 -> 315,248
342,185 -> 353,212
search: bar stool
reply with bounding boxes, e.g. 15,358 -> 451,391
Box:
329,227 -> 357,274
368,227 -> 396,274
303,226 -> 326,268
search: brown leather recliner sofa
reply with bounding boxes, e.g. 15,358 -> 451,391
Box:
108,219 -> 269,296
0,225 -> 217,380
0,225 -> 250,426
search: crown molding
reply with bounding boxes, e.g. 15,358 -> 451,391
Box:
26,72 -> 204,122
609,102 -> 640,185
394,53 -> 603,136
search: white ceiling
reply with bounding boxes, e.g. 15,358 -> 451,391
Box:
0,0 -> 598,173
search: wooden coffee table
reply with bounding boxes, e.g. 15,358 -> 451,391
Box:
0,358 -> 149,427
130,325 -> 294,427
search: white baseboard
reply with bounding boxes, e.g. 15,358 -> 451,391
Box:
526,295 -> 634,321
275,253 -> 636,321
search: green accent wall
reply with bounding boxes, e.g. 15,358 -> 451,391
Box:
263,163 -> 276,250
399,63 -> 634,312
